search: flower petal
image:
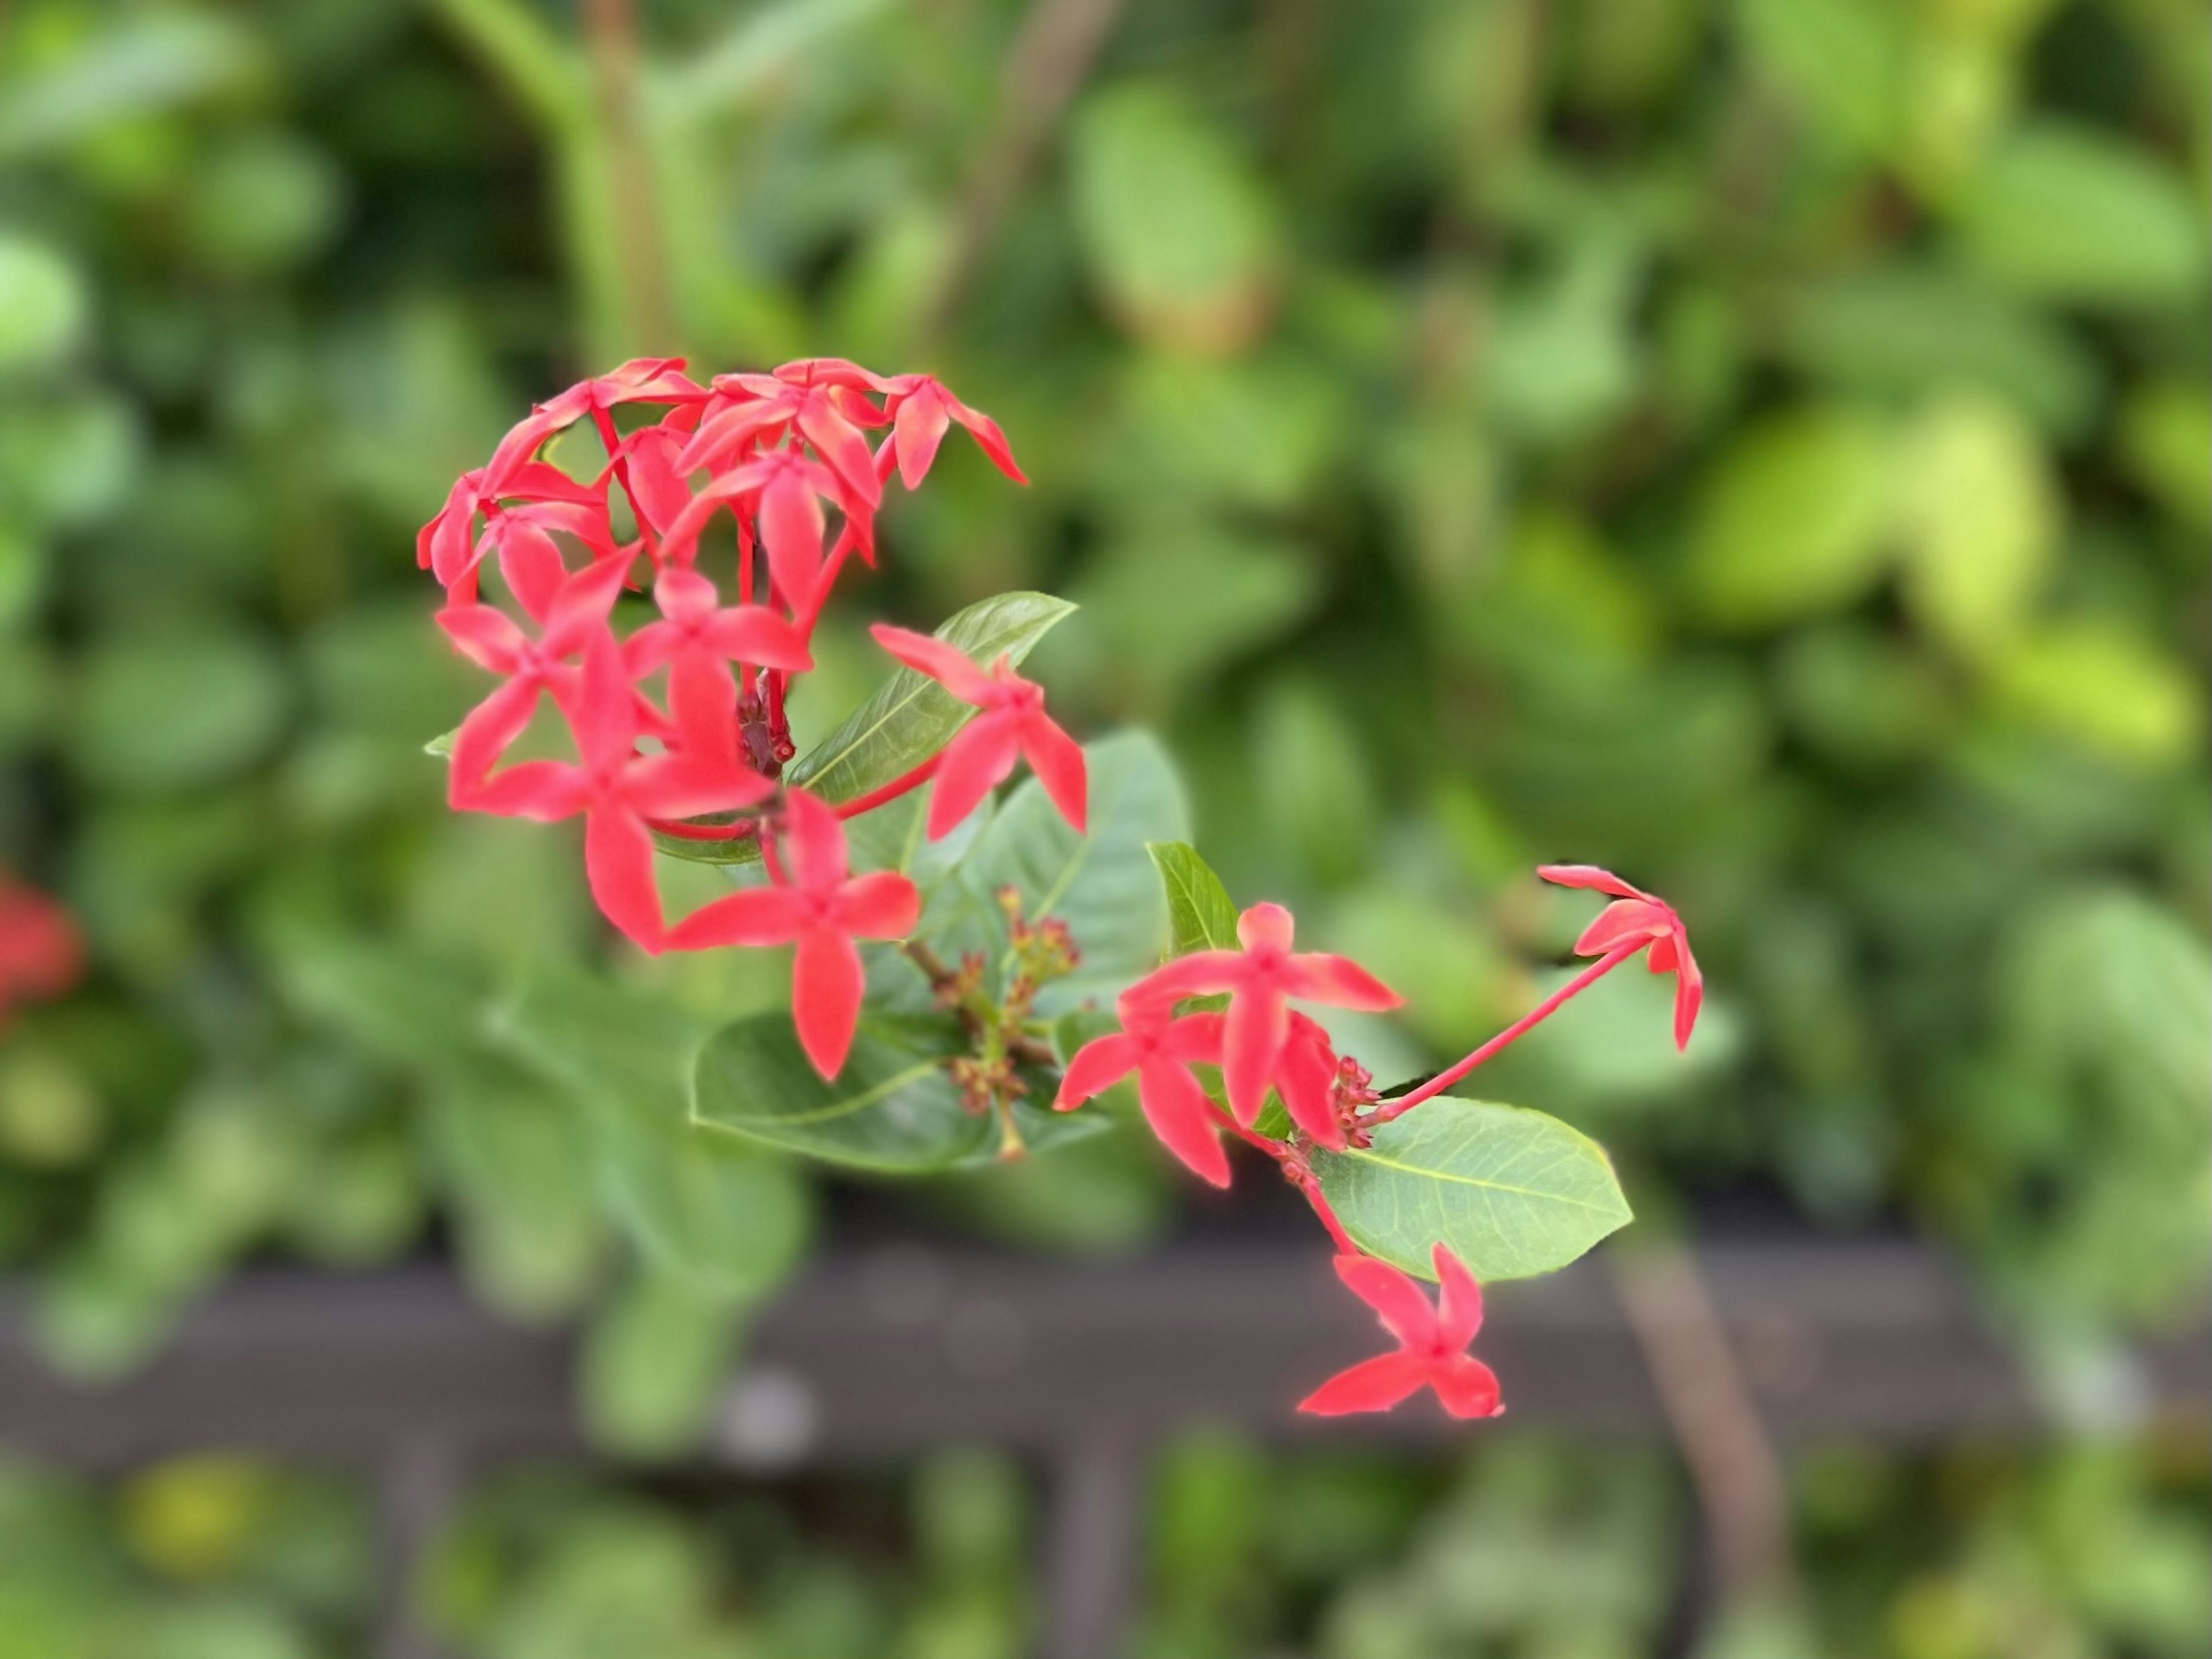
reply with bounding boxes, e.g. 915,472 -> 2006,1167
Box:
585,805 -> 665,952
791,926 -> 864,1078
1275,1013 -> 1345,1150
1671,930 -> 1703,1051
666,886 -> 811,949
868,624 -> 1001,706
1222,985 -> 1289,1125
1433,1244 -> 1484,1350
1430,1354 -> 1504,1419
927,717 -> 1021,840
831,870 -> 921,940
1018,710 -> 1087,834
1283,952 -> 1403,1012
948,395 -> 1028,484
891,389 -> 950,490
1158,1010 -> 1226,1065
1055,1032 -> 1141,1109
448,678 -> 543,800
1119,952 -> 1242,1010
1297,1351 -> 1430,1416
759,469 -> 824,612
1136,1056 -> 1232,1188
1332,1253 -> 1440,1348
463,760 -> 589,821
706,605 -> 813,672
778,787 -> 849,895
1237,902 -> 1296,953
1574,897 -> 1670,957
1537,864 -> 1651,901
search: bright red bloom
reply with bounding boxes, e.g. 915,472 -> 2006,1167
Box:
878,375 -> 1028,490
437,554 -> 632,801
1121,902 -> 1401,1125
1275,1012 -> 1349,1151
683,365 -> 885,510
667,788 -> 921,1078
1055,1010 -> 1230,1187
660,450 -> 857,608
1538,865 -> 1702,1049
869,626 -> 1086,840
1299,1245 -> 1503,1419
623,567 -> 812,764
0,872 -> 84,1027
465,630 -> 771,952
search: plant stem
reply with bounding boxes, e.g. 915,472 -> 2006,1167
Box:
581,0 -> 678,353
1366,942 -> 1645,1125
1217,1113 -> 1358,1253
832,752 -> 942,820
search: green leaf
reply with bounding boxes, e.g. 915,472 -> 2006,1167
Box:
1146,841 -> 1238,956
691,1010 -> 990,1173
653,589 -> 1075,865
72,627 -> 289,793
932,730 -> 1189,1011
1310,1098 -> 1632,1281
1896,393 -> 2057,661
578,1268 -> 745,1459
1956,122 -> 2209,307
492,974 -> 811,1301
0,235 -> 86,376
1688,406 -> 1895,628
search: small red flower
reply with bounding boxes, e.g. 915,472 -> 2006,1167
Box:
683,365 -> 885,510
661,450 -> 855,608
0,872 -> 84,1028
465,630 -> 772,952
1538,865 -> 1702,1049
1121,902 -> 1401,1126
878,374 -> 1028,490
868,626 -> 1086,840
623,567 -> 812,762
667,788 -> 921,1078
1055,1010 -> 1230,1187
1300,1245 -> 1503,1419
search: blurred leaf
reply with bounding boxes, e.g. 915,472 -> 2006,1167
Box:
1955,121 -> 2209,305
1687,406 -> 1895,627
1071,84 -> 1281,354
691,1010 -> 988,1173
1897,393 -> 2058,660
1310,1098 -> 1633,1280
1252,678 -> 1376,886
1993,623 -> 2204,768
1147,841 -> 1239,957
0,234 -> 86,376
578,1270 -> 744,1459
2118,381 -> 2212,537
1068,525 -> 1317,703
180,132 -> 347,278
1734,0 -> 1902,155
71,627 -> 287,793
0,13 -> 259,158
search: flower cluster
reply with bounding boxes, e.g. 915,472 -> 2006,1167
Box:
0,869 -> 82,1031
418,358 -> 1077,1079
1058,865 -> 1701,1418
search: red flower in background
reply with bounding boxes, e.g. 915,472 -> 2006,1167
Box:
1300,1245 -> 1503,1419
1055,1010 -> 1230,1187
1538,864 -> 1702,1048
0,872 -> 83,1028
668,789 -> 921,1078
1120,901 -> 1400,1125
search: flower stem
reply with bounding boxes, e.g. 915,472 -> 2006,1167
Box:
831,752 -> 942,820
1365,942 -> 1645,1126
1216,1112 -> 1359,1254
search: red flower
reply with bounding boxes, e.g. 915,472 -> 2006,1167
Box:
878,375 -> 1028,490
1299,1245 -> 1503,1419
1120,902 -> 1401,1126
466,630 -> 771,951
682,364 -> 885,510
1055,1010 -> 1230,1187
661,450 -> 856,609
668,788 -> 921,1078
1274,1011 -> 1349,1150
623,567 -> 812,762
437,554 -> 633,804
1538,865 -> 1702,1048
0,872 -> 84,1028
868,625 -> 1086,840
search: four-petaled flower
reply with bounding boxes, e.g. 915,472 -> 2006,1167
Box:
869,626 -> 1087,840
623,567 -> 812,762
468,631 -> 771,952
1539,863 -> 1702,1049
668,788 -> 921,1078
1120,901 -> 1401,1126
1300,1245 -> 1503,1419
878,374 -> 1028,490
1055,1010 -> 1230,1187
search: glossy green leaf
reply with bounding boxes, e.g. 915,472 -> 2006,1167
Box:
492,974 -> 811,1301
1310,1098 -> 1632,1281
1146,840 -> 1237,957
691,1010 -> 989,1173
653,589 -> 1075,865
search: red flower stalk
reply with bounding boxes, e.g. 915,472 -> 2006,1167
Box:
668,789 -> 921,1078
465,630 -> 771,951
1120,901 -> 1401,1124
868,626 -> 1087,840
0,872 -> 84,1028
1539,864 -> 1702,1050
1055,1010 -> 1230,1187
1299,1245 -> 1503,1419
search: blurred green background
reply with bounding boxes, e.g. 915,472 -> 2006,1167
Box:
0,0 -> 2206,1653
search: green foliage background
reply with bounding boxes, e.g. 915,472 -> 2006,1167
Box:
0,0 -> 2206,1647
